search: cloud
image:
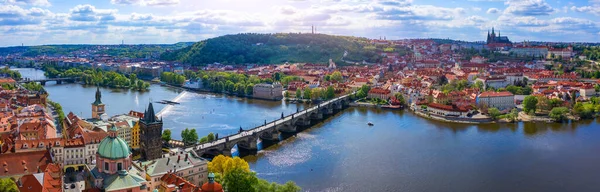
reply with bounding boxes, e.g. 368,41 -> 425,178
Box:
1,0 -> 51,7
0,5 -> 51,25
570,6 -> 600,16
278,5 -> 297,15
504,0 -> 555,16
69,4 -> 117,22
130,13 -> 153,21
110,0 -> 180,6
487,8 -> 500,14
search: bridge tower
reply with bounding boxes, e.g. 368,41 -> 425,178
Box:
139,102 -> 163,161
91,87 -> 105,119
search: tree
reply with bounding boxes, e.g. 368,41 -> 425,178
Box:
394,92 -> 406,105
161,129 -> 171,143
325,86 -> 335,99
284,91 -> 290,98
488,108 -> 501,120
302,87 -> 312,99
523,96 -> 538,114
330,71 -> 343,82
311,88 -> 322,100
473,81 -> 484,90
549,107 -> 569,122
223,168 -> 258,192
207,132 -> 215,142
295,89 -> 301,98
181,128 -> 198,146
0,178 -> 18,192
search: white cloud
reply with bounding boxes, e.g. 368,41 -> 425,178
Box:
1,0 -> 51,7
504,0 -> 555,16
110,0 -> 179,6
487,8 -> 500,14
570,6 -> 600,16
278,5 -> 298,15
69,4 -> 117,22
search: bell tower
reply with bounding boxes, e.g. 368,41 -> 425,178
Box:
91,87 -> 105,119
139,102 -> 163,160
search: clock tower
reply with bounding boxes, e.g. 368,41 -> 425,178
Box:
92,87 -> 105,119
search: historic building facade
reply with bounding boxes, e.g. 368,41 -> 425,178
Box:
91,87 -> 106,119
139,103 -> 163,160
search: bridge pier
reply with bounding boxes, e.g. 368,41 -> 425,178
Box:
40,81 -> 46,86
56,80 -> 62,84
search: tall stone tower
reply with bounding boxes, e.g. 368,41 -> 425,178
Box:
140,102 -> 163,160
91,87 -> 105,119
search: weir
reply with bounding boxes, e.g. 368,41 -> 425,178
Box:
185,93 -> 353,158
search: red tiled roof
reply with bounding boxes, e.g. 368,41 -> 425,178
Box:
479,91 -> 514,97
0,150 -> 53,177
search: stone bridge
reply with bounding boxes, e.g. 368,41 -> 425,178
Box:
18,77 -> 79,85
185,93 -> 353,157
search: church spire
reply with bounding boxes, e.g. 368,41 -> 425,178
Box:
93,87 -> 102,105
143,102 -> 158,123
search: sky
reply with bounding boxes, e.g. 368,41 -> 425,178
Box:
0,0 -> 598,46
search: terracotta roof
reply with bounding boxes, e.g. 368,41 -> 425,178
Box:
0,150 -> 53,177
479,91 -> 514,97
160,172 -> 201,192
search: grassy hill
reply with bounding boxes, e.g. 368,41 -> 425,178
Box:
160,33 -> 382,65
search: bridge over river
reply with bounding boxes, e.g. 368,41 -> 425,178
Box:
185,93 -> 353,157
18,77 -> 79,85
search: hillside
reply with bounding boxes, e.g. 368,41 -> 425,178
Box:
0,42 -> 194,58
160,33 -> 382,65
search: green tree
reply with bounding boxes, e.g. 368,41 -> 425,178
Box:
523,96 -> 538,114
549,107 -> 569,122
245,84 -> 254,96
325,86 -> 335,99
394,92 -> 406,105
161,129 -> 171,143
488,107 -> 501,120
207,132 -> 215,142
330,71 -> 343,82
0,178 -> 18,192
302,87 -> 312,99
295,89 -> 301,98
181,128 -> 198,146
473,81 -> 484,90
223,168 -> 259,192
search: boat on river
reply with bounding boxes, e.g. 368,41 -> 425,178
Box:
367,122 -> 374,126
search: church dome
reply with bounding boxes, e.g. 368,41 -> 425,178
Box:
97,126 -> 131,160
201,173 -> 224,192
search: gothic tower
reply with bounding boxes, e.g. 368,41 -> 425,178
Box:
91,87 -> 105,119
139,102 -> 163,160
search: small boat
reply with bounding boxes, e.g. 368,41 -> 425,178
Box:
367,122 -> 374,126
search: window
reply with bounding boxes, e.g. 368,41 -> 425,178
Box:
105,162 -> 109,171
117,163 -> 123,171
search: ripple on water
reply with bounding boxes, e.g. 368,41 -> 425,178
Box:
263,132 -> 318,167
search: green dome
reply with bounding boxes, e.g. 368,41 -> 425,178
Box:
97,135 -> 131,160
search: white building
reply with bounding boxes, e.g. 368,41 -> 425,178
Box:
475,77 -> 509,89
253,83 -> 283,100
478,91 -> 515,110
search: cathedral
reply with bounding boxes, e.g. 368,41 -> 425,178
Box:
486,27 -> 511,44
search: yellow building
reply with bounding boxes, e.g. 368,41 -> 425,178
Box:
131,121 -> 140,149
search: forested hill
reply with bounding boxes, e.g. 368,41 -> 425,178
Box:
160,33 -> 382,65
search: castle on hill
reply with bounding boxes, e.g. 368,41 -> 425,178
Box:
486,27 -> 511,45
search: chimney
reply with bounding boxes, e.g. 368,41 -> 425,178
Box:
185,153 -> 188,161
144,165 -> 148,171
177,155 -> 180,163
166,158 -> 170,165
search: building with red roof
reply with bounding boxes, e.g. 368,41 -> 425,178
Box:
478,91 -> 515,110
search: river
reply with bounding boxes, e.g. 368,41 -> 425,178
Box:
14,68 -> 600,191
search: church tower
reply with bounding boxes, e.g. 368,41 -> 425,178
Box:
139,102 -> 163,160
91,87 -> 105,119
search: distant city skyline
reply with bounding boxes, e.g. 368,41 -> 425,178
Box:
0,0 -> 599,46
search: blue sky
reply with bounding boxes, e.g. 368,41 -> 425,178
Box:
0,0 -> 598,46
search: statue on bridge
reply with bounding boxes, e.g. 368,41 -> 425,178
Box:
239,127 -> 243,133
281,112 -> 284,119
